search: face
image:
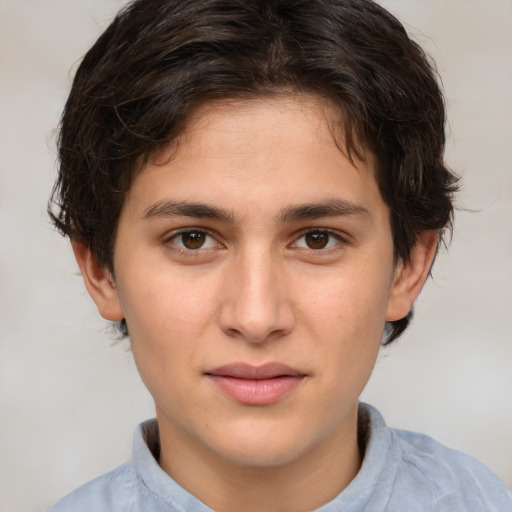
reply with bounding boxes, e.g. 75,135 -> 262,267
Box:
78,96 -> 430,475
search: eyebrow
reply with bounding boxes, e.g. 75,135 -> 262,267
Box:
277,199 -> 370,223
142,198 -> 370,224
143,200 -> 235,223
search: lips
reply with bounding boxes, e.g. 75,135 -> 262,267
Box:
205,363 -> 306,406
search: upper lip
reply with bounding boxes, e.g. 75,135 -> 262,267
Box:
205,362 -> 305,380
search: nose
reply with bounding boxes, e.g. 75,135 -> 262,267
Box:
218,250 -> 295,343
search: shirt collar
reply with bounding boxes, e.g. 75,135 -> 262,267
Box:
131,403 -> 396,512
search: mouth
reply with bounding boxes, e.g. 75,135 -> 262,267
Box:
205,362 -> 306,406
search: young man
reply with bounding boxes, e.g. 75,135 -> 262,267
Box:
48,0 -> 512,510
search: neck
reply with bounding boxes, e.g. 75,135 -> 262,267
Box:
156,406 -> 362,512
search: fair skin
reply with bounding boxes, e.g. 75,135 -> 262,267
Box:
73,95 -> 437,512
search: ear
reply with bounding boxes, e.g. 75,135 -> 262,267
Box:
71,240 -> 124,321
386,231 -> 438,322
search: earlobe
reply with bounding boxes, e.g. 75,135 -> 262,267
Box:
71,240 -> 124,322
385,231 -> 438,322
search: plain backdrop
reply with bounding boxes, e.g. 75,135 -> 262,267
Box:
0,1 -> 511,511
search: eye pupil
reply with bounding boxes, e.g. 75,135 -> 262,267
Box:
182,232 -> 205,249
305,232 -> 329,249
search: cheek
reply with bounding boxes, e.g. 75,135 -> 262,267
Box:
304,266 -> 391,339
116,272 -> 217,379
299,264 -> 391,380
119,264 -> 218,331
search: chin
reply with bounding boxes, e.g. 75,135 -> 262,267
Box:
218,442 -> 306,468
207,422 -> 317,468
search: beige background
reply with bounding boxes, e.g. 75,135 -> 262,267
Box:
0,1 -> 511,511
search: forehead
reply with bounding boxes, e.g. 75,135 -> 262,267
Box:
128,95 -> 383,220
189,95 -> 363,153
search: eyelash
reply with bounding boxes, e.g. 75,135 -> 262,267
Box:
291,229 -> 347,252
163,227 -> 347,254
164,228 -> 221,254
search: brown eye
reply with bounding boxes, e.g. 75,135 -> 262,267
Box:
169,230 -> 219,251
180,231 -> 207,249
304,231 -> 330,249
292,230 -> 343,251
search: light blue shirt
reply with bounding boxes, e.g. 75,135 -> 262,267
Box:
48,404 -> 512,511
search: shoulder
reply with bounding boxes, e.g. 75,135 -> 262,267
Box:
46,419 -> 206,512
390,426 -> 512,512
47,461 -> 149,512
355,404 -> 512,512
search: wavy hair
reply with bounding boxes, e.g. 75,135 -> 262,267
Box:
49,0 -> 458,343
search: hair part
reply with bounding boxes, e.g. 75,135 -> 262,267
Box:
49,0 -> 458,343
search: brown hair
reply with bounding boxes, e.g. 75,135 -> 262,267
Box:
49,0 -> 458,343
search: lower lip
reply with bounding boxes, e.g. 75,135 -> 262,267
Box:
207,375 -> 304,405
